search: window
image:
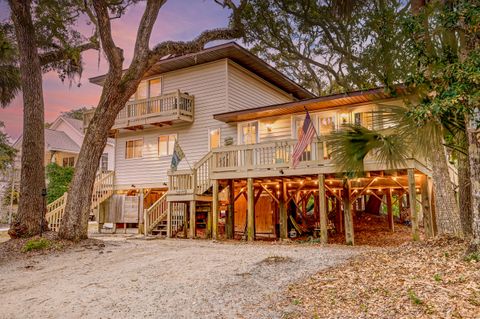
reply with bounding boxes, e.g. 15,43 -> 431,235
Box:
130,78 -> 162,101
126,139 -> 143,159
318,114 -> 336,160
239,122 -> 258,145
149,78 -> 162,97
159,134 -> 176,156
100,153 -> 108,171
354,111 -> 374,129
209,128 -> 220,150
62,156 -> 75,167
135,80 -> 148,100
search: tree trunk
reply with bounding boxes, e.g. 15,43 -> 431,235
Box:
467,115 -> 480,252
8,0 -> 47,238
430,134 -> 463,236
458,131 -> 473,236
59,93 -> 126,241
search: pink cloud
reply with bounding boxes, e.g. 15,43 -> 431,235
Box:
0,1 -> 231,140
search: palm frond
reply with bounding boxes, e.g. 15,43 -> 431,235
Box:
329,124 -> 410,175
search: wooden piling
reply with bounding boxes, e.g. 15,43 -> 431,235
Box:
247,178 -> 255,241
318,174 -> 328,244
408,168 -> 420,241
212,179 -> 219,240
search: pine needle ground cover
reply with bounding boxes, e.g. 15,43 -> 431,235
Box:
279,238 -> 480,318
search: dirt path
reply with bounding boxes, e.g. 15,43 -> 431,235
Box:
0,238 -> 360,319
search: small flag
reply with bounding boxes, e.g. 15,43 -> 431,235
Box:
170,140 -> 185,171
292,111 -> 317,168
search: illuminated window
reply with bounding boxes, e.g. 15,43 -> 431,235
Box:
354,111 -> 374,129
149,78 -> 162,97
239,122 -> 258,145
209,128 -> 220,150
318,114 -> 336,160
159,134 -> 176,156
129,78 -> 162,100
126,139 -> 143,159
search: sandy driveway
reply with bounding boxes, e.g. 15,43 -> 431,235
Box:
0,238 -> 360,319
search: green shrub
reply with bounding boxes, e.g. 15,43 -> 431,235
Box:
46,163 -> 74,203
22,238 -> 51,252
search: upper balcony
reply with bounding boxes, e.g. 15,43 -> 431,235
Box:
113,90 -> 194,130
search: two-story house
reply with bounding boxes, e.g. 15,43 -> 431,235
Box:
78,42 -> 433,245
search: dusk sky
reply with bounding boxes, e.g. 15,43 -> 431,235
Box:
0,1 -> 234,140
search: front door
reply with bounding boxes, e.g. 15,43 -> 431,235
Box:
239,122 -> 258,167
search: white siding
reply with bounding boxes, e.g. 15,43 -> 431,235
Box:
227,61 -> 293,111
114,60 -> 237,189
258,116 -> 292,142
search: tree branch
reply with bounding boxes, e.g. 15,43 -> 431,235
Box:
39,41 -> 99,65
131,0 -> 166,63
92,0 -> 123,70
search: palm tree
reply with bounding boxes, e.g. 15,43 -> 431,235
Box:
328,104 -> 464,237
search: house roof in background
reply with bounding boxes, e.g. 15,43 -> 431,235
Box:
44,129 -> 80,153
61,116 -> 83,133
89,42 -> 315,100
213,87 -> 407,122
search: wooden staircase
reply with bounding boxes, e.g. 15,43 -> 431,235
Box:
145,193 -> 168,235
168,151 -> 214,198
45,171 -> 115,232
144,194 -> 188,237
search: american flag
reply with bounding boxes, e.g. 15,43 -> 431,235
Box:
292,111 -> 317,168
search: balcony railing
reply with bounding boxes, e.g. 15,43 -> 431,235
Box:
113,90 -> 194,129
208,138 -> 429,178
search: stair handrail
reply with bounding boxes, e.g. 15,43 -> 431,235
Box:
45,170 -> 115,231
90,171 -> 115,210
45,192 -> 68,232
193,150 -> 213,195
145,192 -> 168,234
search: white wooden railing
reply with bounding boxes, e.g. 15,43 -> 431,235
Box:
211,139 -> 328,173
90,171 -> 115,210
45,193 -> 68,232
168,151 -> 213,196
144,193 -> 168,234
45,171 -> 114,232
114,90 -> 194,127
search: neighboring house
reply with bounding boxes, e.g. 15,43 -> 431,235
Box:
13,115 -> 115,171
51,42 -> 433,245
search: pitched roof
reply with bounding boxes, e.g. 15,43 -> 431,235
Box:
61,116 -> 83,133
89,42 -> 315,100
44,129 -> 81,153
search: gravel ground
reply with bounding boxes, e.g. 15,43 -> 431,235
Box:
0,238 -> 360,319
